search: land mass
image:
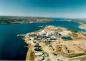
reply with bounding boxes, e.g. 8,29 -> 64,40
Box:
79,24 -> 86,30
1,16 -> 85,24
22,26 -> 86,61
0,16 -> 53,24
72,18 -> 86,24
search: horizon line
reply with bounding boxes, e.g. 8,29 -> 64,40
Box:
0,15 -> 85,19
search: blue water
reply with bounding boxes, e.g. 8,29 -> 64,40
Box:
0,21 -> 85,60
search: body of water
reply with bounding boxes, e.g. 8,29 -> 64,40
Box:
0,20 -> 85,60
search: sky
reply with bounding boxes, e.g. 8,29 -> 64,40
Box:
0,0 -> 86,18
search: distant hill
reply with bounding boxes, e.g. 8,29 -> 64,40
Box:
0,16 -> 53,24
72,18 -> 86,24
0,16 -> 86,24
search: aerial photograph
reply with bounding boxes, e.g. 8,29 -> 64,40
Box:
0,0 -> 86,61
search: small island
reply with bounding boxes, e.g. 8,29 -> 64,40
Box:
22,26 -> 86,61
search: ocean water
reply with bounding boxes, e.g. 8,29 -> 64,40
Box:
0,20 -> 85,60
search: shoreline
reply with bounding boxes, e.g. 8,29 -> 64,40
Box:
79,24 -> 86,30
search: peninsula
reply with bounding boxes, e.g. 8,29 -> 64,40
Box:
23,26 -> 86,61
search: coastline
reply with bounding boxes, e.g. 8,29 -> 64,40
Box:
23,25 -> 86,61
79,24 -> 86,30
